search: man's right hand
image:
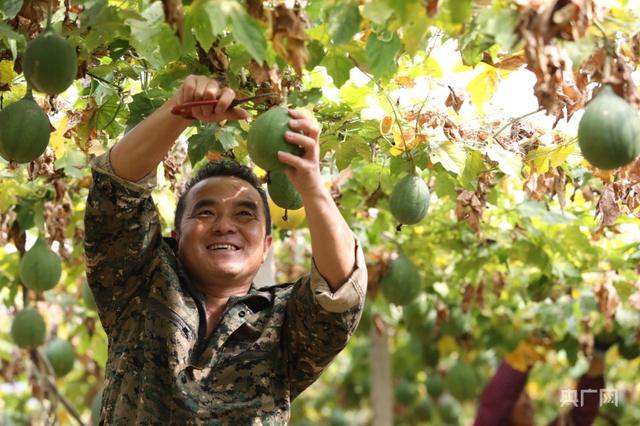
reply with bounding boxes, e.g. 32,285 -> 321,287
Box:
172,75 -> 250,123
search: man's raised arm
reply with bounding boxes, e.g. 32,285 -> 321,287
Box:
276,109 -> 357,290
110,75 -> 249,182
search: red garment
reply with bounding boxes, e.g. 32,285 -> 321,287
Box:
473,361 -> 605,426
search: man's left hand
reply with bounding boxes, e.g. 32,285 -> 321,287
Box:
276,109 -> 324,198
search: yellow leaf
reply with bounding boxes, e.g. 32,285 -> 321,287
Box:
0,60 -> 16,85
50,115 -> 70,159
379,115 -> 394,135
549,144 -> 575,168
526,146 -> 554,174
437,335 -> 457,356
389,127 -> 422,156
467,65 -> 510,113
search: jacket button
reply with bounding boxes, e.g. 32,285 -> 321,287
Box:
238,311 -> 246,318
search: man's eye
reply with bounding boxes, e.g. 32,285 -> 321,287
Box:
198,210 -> 214,216
238,210 -> 254,216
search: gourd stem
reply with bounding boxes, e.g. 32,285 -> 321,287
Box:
603,56 -> 611,82
46,0 -> 53,28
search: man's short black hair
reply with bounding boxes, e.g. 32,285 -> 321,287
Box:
174,160 -> 271,236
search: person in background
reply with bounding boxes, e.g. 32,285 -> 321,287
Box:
473,336 -> 610,426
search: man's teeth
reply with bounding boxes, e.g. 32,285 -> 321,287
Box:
207,244 -> 238,251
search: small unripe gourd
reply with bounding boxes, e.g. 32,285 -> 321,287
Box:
23,27 -> 78,95
578,85 -> 640,170
381,255 -> 422,306
268,169 -> 303,210
0,91 -> 51,163
20,237 -> 62,292
45,338 -> 75,377
389,173 -> 430,225
11,308 -> 47,348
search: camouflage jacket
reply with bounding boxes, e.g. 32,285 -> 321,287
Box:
83,153 -> 367,425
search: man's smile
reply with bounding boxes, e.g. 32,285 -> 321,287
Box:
206,243 -> 240,251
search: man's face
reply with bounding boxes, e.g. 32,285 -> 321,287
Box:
174,176 -> 272,290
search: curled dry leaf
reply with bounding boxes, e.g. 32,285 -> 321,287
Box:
247,61 -> 282,98
445,86 -> 465,114
246,0 -> 264,20
270,5 -> 309,76
461,282 -> 475,314
162,0 -> 184,41
19,0 -> 57,26
436,301 -> 449,326
594,273 -> 620,330
594,184 -> 620,238
516,0 -> 595,124
28,147 -> 56,180
628,281 -> 640,311
425,0 -> 441,17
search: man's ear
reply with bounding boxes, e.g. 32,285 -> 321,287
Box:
171,230 -> 179,241
262,235 -> 273,263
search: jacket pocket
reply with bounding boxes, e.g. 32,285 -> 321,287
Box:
147,297 -> 195,340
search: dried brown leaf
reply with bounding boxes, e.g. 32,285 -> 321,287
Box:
162,0 -> 184,41
270,5 -> 309,76
594,184 -> 620,236
445,86 -> 464,114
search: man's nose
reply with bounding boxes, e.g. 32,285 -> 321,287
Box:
211,214 -> 236,233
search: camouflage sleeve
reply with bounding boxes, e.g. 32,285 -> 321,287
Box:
283,237 -> 367,398
84,150 -> 162,333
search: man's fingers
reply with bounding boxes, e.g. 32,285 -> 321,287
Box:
284,131 -> 317,159
288,117 -> 321,139
216,87 -> 236,114
220,108 -> 250,121
277,151 -> 305,169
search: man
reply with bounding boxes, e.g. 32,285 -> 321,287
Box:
84,75 -> 367,424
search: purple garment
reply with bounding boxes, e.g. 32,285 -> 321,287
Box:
473,362 -> 529,426
549,374 -> 605,426
473,361 -> 605,426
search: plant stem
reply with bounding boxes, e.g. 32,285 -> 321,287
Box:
492,107 -> 544,139
346,54 -> 416,171
47,0 -> 53,28
31,349 -> 87,426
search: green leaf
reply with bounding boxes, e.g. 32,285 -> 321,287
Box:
229,7 -> 267,63
188,9 -> 215,52
386,0 -> 421,24
517,201 -> 574,225
361,0 -> 394,25
125,2 -> 182,69
459,149 -> 485,190
485,142 -> 522,179
55,151 -> 87,179
430,141 -> 467,175
306,40 -> 326,70
336,135 -> 371,171
459,28 -> 493,67
188,124 -> 224,165
326,0 -> 361,45
214,125 -> 239,151
434,166 -> 458,200
477,7 -> 519,51
95,95 -> 125,132
0,0 -> 23,19
366,32 -> 402,80
401,14 -> 430,55
322,51 -> 353,87
127,91 -> 167,127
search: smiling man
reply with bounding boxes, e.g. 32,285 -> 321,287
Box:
84,75 -> 367,424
